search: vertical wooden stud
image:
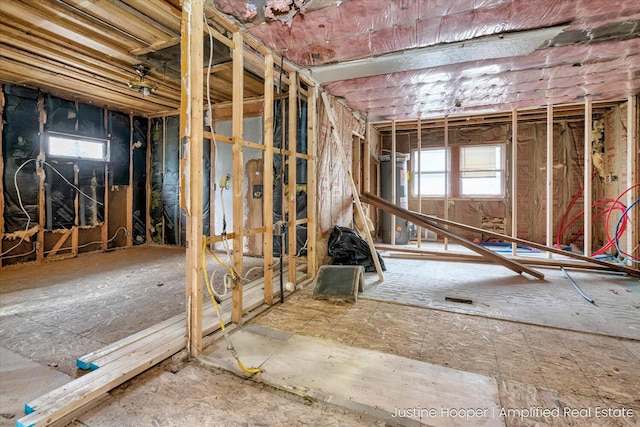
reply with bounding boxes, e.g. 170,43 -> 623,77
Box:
263,54 -> 274,304
37,95 -> 45,261
546,104 -> 554,258
127,113 -> 134,247
145,118 -> 152,244
416,116 -> 422,248
72,163 -> 79,257
584,98 -> 593,257
511,108 -> 518,256
181,0 -> 204,356
391,120 -> 396,245
231,30 -> 244,324
444,116 -> 449,250
306,84 -> 318,276
627,95 -> 638,263
287,71 -> 298,285
102,108 -> 109,252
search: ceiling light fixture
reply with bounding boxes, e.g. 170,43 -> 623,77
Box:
128,64 -> 157,96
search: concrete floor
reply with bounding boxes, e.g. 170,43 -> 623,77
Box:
1,245 -> 639,426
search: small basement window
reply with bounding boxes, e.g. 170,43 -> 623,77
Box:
47,132 -> 110,162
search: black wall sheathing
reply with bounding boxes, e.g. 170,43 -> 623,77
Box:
45,97 -> 107,229
46,96 -> 77,133
108,111 -> 131,186
2,86 -> 39,234
78,103 -> 105,137
46,162 -> 75,230
45,96 -> 77,231
163,115 -> 180,245
203,138 -> 211,237
77,162 -> 105,227
150,118 -> 164,243
272,99 -> 308,256
132,116 -> 148,244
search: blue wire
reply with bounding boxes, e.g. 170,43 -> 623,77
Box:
614,197 -> 640,264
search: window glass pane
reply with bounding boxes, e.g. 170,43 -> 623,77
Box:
421,149 -> 446,172
461,145 -> 501,171
48,134 -> 109,161
461,172 -> 502,195
413,173 -> 446,196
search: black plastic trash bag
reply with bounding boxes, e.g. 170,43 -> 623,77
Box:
327,225 -> 386,273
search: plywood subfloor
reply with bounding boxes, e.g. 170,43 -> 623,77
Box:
250,270 -> 640,426
361,258 -> 640,339
2,248 -> 639,426
201,325 -> 502,426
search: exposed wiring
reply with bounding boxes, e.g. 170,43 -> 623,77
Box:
202,238 -> 261,375
203,14 -> 222,198
1,247 -> 36,260
43,161 -> 103,206
2,157 -> 115,258
1,159 -> 37,256
614,197 -> 640,263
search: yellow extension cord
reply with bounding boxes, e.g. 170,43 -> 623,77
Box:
202,238 -> 262,375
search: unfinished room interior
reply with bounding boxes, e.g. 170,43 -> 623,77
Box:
0,0 -> 639,425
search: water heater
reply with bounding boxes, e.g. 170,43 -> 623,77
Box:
380,154 -> 410,245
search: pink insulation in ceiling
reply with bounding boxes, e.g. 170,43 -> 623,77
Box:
215,0 -> 640,120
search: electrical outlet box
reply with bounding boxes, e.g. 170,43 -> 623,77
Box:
274,221 -> 287,236
219,174 -> 231,190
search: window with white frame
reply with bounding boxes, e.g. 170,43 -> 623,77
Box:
459,145 -> 503,196
411,147 -> 449,197
47,132 -> 110,162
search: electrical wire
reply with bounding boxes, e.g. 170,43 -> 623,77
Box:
1,159 -> 37,256
614,197 -> 640,263
2,158 -> 113,257
201,238 -> 261,375
43,161 -> 103,206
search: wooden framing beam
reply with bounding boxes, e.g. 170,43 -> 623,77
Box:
511,109 -> 518,256
360,192 -> 545,279
307,85 -> 318,276
416,116 -> 422,248
126,113 -> 134,248
584,98 -> 593,256
263,53 -> 274,304
546,104 -> 553,258
322,92 -> 384,281
379,194 -> 640,277
287,71 -> 298,286
47,230 -> 73,258
72,163 -> 79,257
145,118 -> 152,244
444,116 -> 449,250
231,30 -> 244,324
37,95 -> 45,261
627,95 -> 638,264
391,120 -> 396,246
101,108 -> 109,252
181,0 -> 205,357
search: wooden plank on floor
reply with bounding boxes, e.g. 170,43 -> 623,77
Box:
399,196 -> 640,277
76,313 -> 184,370
18,335 -> 186,427
26,265 -> 306,426
360,192 -> 545,280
